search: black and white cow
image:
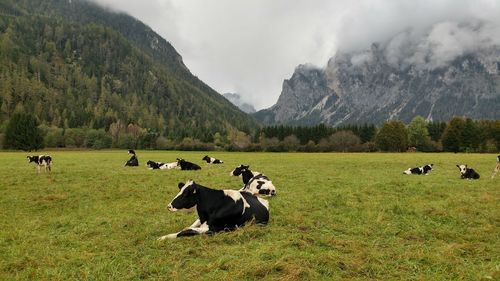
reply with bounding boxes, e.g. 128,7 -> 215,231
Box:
146,160 -> 178,170
27,155 -> 52,173
158,180 -> 269,239
230,164 -> 276,196
176,158 -> 201,170
457,164 -> 480,179
124,150 -> 139,167
491,155 -> 500,179
202,155 -> 223,164
403,164 -> 433,175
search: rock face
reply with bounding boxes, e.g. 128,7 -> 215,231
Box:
255,43 -> 500,126
223,93 -> 256,113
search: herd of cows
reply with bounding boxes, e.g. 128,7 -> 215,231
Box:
26,151 -> 499,239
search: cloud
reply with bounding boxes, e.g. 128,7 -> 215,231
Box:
90,0 -> 500,109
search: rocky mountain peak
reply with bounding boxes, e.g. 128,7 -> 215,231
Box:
255,36 -> 500,126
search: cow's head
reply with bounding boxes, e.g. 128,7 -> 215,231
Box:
128,149 -> 136,155
168,180 -> 198,211
230,164 -> 250,176
423,164 -> 433,173
202,156 -> 210,161
146,160 -> 155,168
176,158 -> 185,164
27,156 -> 37,163
457,164 -> 467,175
497,155 -> 500,163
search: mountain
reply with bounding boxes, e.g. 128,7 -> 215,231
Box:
223,93 -> 256,114
0,0 -> 257,141
255,30 -> 500,126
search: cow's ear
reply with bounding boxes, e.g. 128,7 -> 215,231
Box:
177,182 -> 184,189
244,165 -> 249,169
456,165 -> 460,168
430,164 -> 433,166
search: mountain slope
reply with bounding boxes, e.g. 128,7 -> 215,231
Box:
223,93 -> 256,114
0,0 -> 257,141
256,30 -> 500,126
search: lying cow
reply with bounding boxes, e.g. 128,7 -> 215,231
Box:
146,160 -> 178,170
177,158 -> 201,170
491,155 -> 500,179
230,164 -> 276,196
27,155 -> 52,173
202,155 -> 223,164
124,150 -> 139,167
457,164 -> 480,179
158,180 -> 269,240
403,164 -> 433,175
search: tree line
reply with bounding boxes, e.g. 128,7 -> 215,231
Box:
2,113 -> 499,153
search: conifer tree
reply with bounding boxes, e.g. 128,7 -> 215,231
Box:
4,112 -> 44,151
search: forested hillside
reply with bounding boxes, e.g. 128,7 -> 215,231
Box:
0,0 -> 257,143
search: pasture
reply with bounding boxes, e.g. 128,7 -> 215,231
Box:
0,151 -> 498,280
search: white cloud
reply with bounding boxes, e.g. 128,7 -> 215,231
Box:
90,0 -> 500,109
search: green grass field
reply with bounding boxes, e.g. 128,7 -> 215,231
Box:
0,151 -> 498,280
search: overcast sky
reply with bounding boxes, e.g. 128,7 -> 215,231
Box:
91,0 -> 500,110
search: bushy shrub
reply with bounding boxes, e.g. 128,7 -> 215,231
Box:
85,129 -> 112,149
64,128 -> 86,148
44,127 -> 65,147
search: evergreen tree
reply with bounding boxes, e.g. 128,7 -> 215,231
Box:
441,117 -> 466,152
427,121 -> 447,142
462,118 -> 480,152
4,112 -> 43,151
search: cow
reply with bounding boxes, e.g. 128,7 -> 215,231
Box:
491,155 -> 500,179
27,155 -> 52,173
230,164 -> 276,196
146,160 -> 179,170
124,150 -> 139,167
457,164 -> 480,179
202,155 -> 223,164
403,164 -> 433,175
177,158 -> 201,170
158,180 -> 269,240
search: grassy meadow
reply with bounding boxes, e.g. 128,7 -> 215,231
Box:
0,151 -> 499,280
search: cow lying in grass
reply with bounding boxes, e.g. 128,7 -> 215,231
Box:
230,164 -> 276,196
27,155 -> 52,173
176,158 -> 201,170
403,164 -> 433,175
146,160 -> 178,170
124,150 -> 139,167
158,180 -> 269,239
457,164 -> 480,179
202,155 -> 223,164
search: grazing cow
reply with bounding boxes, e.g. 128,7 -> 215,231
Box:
403,164 -> 433,175
158,180 -> 269,240
491,155 -> 500,179
202,155 -> 223,164
457,164 -> 480,179
124,150 -> 139,167
146,160 -> 178,170
27,155 -> 52,173
230,164 -> 276,196
177,158 -> 201,170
